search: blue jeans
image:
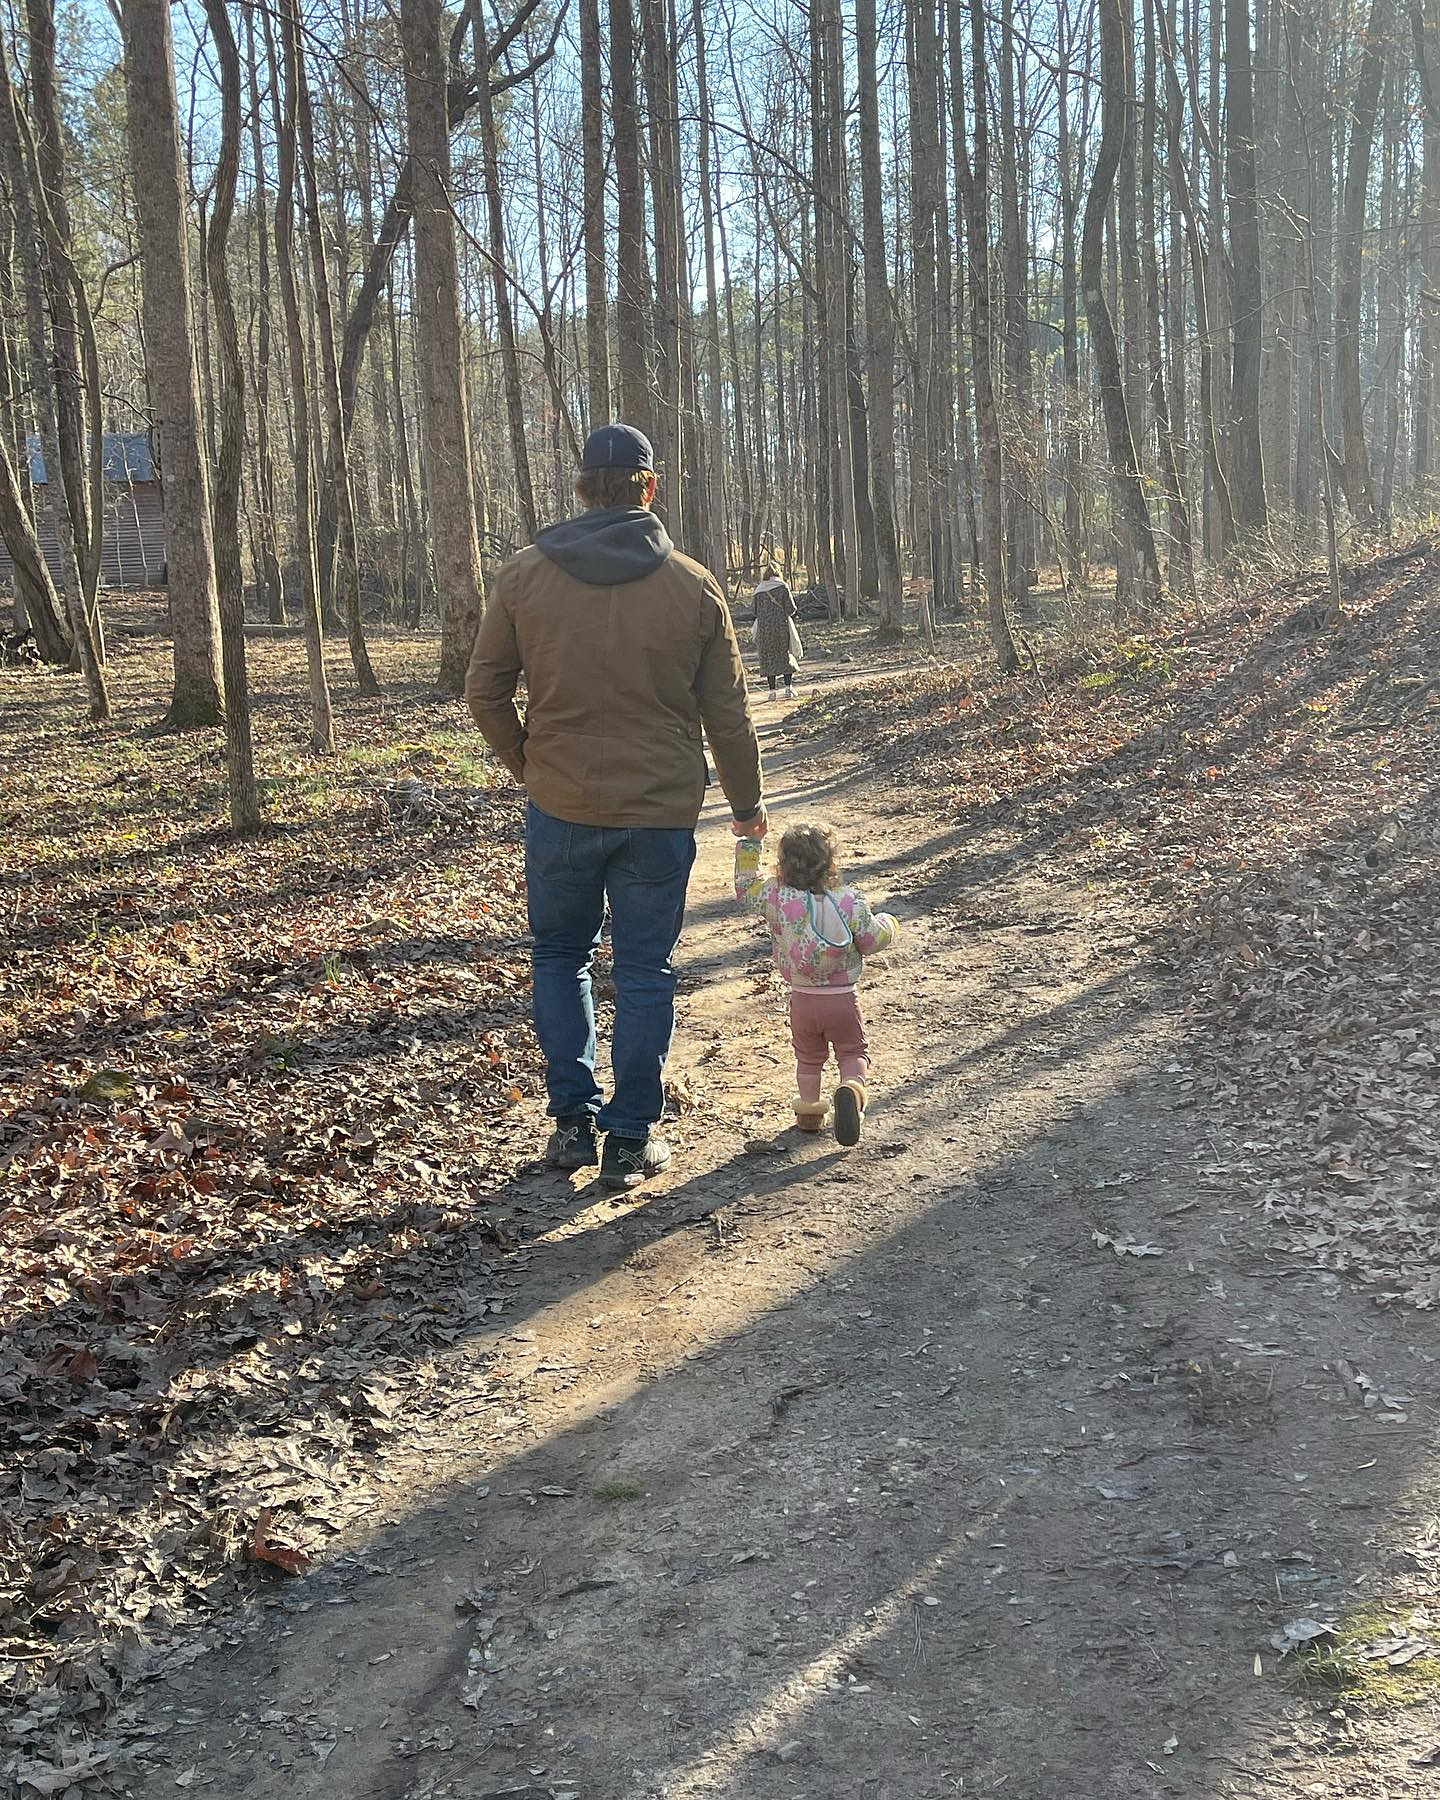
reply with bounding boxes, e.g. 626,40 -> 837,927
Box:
524,803 -> 697,1140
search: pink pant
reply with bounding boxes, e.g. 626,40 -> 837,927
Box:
789,986 -> 870,1103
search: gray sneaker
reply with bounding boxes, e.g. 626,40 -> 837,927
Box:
599,1133 -> 672,1191
545,1114 -> 599,1170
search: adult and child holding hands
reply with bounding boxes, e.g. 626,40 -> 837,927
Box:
465,422 -> 898,1191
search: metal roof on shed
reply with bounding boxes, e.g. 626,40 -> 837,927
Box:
27,431 -> 157,484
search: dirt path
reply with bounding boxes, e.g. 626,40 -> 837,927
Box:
123,675 -> 1440,1799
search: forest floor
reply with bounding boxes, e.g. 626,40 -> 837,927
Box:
2,552 -> 1439,1799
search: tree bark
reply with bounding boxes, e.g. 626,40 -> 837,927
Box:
0,438 -> 70,658
998,0 -> 1036,608
1155,0 -> 1235,552
271,0 -> 335,751
23,0 -> 102,653
693,0 -> 729,579
1334,0 -> 1390,528
295,22 -> 382,693
200,0 -> 261,831
1225,0 -> 1269,534
0,62 -> 69,666
473,3 -> 539,540
401,0 -> 486,694
1083,0 -> 1163,611
857,0 -> 904,630
1410,0 -> 1438,487
1056,0 -> 1087,584
579,0 -> 611,428
951,0 -> 1019,671
120,0 -> 226,729
242,6 -> 285,626
817,0 -> 861,619
1142,0 -> 1195,599
609,0 -> 652,433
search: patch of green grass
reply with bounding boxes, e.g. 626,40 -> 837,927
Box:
259,771 -> 336,816
593,1479 -> 643,1503
342,729 -> 493,787
1281,1604 -> 1440,1708
257,1032 -> 303,1071
1081,634 -> 1176,691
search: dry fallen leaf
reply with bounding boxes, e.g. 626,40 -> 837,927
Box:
1091,1230 -> 1165,1258
248,1507 -> 312,1576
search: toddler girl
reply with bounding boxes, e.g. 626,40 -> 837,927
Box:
735,823 -> 898,1145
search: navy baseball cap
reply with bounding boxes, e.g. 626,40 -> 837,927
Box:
580,422 -> 654,471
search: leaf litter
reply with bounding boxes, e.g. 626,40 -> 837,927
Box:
808,540 -> 1440,1308
0,632 -> 548,1788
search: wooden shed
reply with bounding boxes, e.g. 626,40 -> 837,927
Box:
0,431 -> 166,590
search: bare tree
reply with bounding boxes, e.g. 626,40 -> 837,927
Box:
401,0 -> 487,694
951,0 -> 1020,671
609,0 -> 652,433
856,0 -> 903,631
120,0 -> 226,729
1334,0 -> 1391,528
201,0 -> 261,829
1225,0 -> 1268,535
579,0 -> 611,429
1083,0 -> 1163,611
0,61 -> 70,667
271,0 -> 335,751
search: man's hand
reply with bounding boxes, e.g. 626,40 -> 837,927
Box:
731,805 -> 768,840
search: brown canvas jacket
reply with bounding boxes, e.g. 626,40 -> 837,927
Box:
464,512 -> 763,830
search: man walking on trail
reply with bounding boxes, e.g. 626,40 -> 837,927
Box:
466,423 -> 765,1191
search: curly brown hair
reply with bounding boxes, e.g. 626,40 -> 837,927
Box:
777,822 -> 840,894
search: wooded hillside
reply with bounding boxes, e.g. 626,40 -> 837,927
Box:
2,0 -> 1436,804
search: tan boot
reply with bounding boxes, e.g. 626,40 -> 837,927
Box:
793,1098 -> 830,1134
833,1080 -> 867,1148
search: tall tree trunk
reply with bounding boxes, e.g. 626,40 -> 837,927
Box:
817,0 -> 861,620
579,0 -> 611,428
693,0 -> 728,581
1410,0 -> 1438,489
0,63 -> 69,666
400,0 -> 487,695
473,4 -> 538,540
857,0 -> 904,630
243,7 -> 285,626
1056,0 -> 1087,585
1335,0 -> 1390,528
200,0 -> 261,831
296,29 -> 382,694
1083,0 -> 1163,611
271,0 -> 335,751
998,0 -> 1035,608
609,0 -> 652,433
904,0 -> 941,639
1225,0 -> 1269,535
120,0 -> 226,729
951,0 -> 1019,671
1155,0 -> 1236,551
640,0 -> 683,532
23,0 -> 104,672
1142,0 -> 1195,598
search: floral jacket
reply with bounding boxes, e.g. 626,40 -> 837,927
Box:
735,839 -> 899,989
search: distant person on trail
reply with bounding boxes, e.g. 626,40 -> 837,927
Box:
753,563 -> 799,701
734,821 -> 898,1147
465,422 -> 766,1192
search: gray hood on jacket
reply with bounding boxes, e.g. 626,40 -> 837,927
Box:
534,505 -> 674,586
